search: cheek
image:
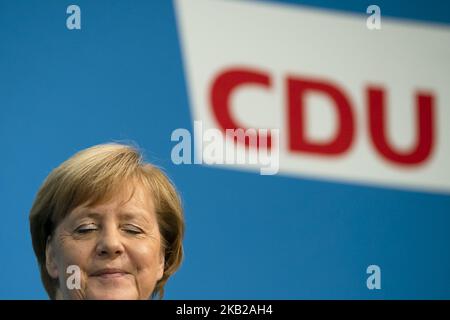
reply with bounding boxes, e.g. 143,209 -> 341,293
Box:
127,240 -> 164,288
128,241 -> 162,270
55,240 -> 94,272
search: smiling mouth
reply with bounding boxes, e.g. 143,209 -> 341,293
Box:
91,269 -> 129,278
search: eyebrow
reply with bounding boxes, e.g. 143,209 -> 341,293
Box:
118,211 -> 152,225
71,211 -> 103,220
72,209 -> 153,224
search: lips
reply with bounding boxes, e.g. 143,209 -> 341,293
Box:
90,268 -> 129,278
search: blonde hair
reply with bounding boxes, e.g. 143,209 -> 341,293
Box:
29,143 -> 184,299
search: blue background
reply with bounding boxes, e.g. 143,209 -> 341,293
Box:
0,0 -> 449,299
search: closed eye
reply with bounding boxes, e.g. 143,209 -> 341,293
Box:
75,224 -> 98,234
122,224 -> 144,235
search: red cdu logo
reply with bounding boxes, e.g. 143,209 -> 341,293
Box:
211,68 -> 435,166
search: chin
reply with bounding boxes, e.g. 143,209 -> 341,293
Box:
83,274 -> 141,300
86,289 -> 140,300
86,292 -> 139,300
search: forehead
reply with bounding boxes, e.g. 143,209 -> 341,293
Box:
69,181 -> 156,219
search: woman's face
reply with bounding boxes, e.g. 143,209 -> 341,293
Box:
46,183 -> 165,299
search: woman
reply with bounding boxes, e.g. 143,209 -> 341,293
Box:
29,143 -> 184,299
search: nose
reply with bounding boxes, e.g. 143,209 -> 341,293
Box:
95,226 -> 124,258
